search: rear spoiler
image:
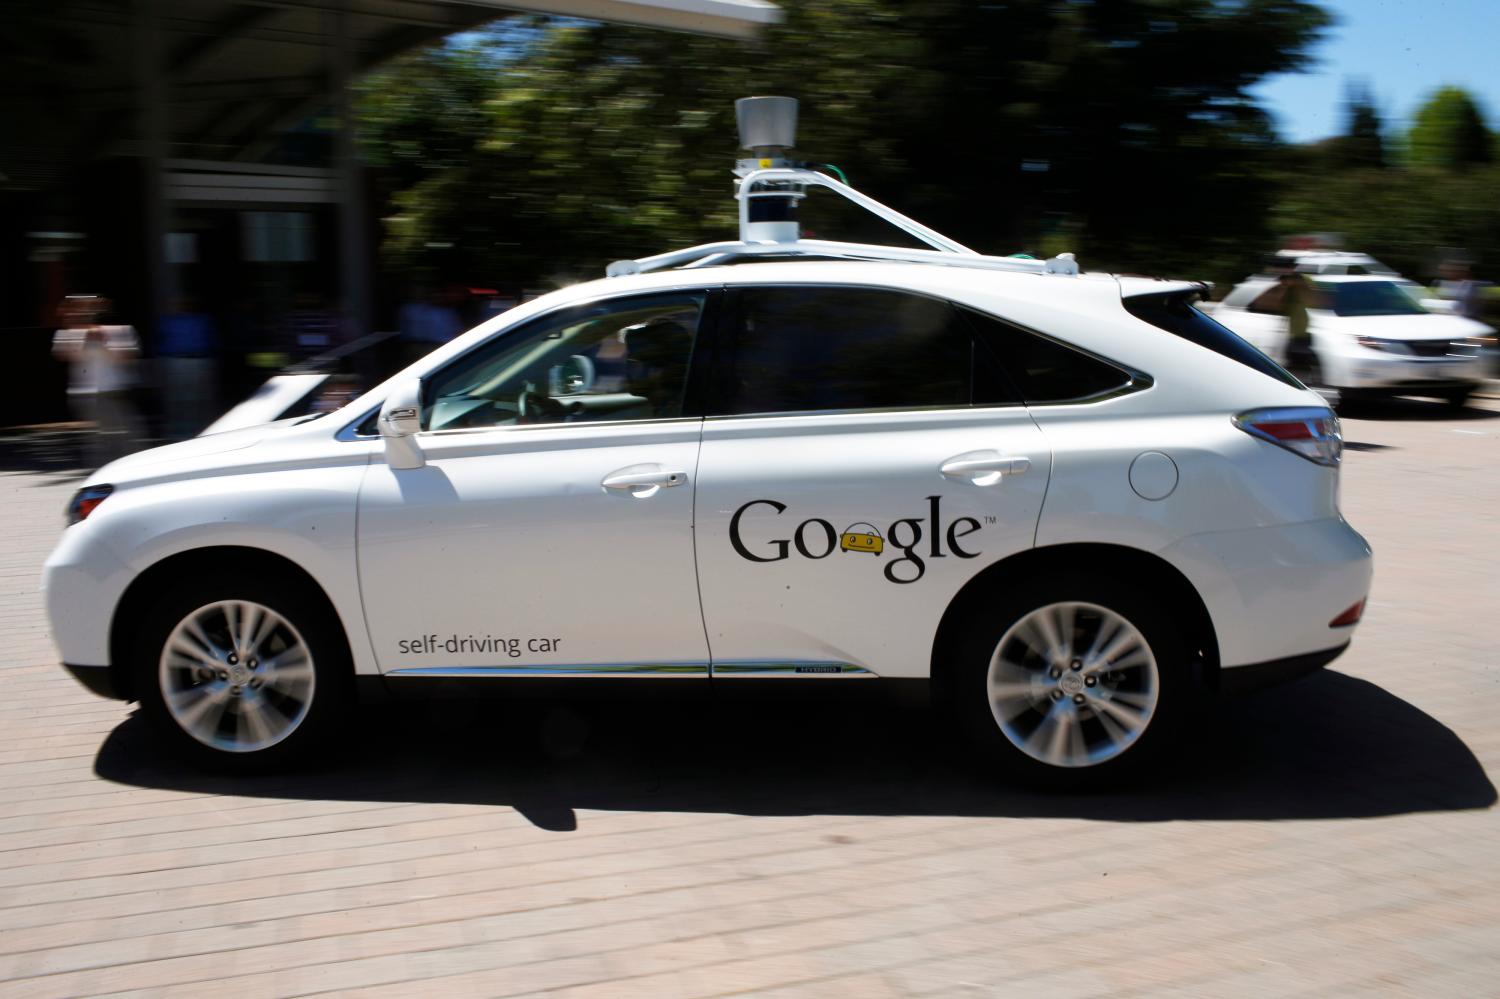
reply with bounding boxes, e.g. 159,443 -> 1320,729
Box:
1117,278 -> 1213,302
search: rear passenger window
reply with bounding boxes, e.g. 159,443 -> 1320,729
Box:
708,286 -> 1019,416
962,308 -> 1136,403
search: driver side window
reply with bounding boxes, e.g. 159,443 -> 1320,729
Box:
422,293 -> 705,432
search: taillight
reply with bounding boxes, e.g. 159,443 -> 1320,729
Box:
1329,599 -> 1365,627
67,484 -> 113,526
1233,407 -> 1341,467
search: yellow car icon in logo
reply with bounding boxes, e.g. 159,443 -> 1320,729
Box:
840,522 -> 884,555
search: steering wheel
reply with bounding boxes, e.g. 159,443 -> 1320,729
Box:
516,385 -> 568,424
560,354 -> 596,395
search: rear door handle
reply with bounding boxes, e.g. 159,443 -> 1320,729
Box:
602,464 -> 688,496
940,450 -> 1031,484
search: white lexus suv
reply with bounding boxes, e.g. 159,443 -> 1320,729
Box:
1208,273 -> 1491,407
40,104 -> 1372,782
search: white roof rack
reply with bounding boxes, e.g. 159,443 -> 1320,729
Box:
607,165 -> 1080,279
607,236 -> 1079,277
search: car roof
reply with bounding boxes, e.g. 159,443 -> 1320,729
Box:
1304,274 -> 1408,284
1230,272 -> 1406,289
559,259 -> 1202,316
1274,250 -> 1383,263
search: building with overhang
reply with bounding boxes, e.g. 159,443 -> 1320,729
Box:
0,0 -> 775,425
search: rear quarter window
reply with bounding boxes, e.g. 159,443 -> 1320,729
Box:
1124,291 -> 1301,389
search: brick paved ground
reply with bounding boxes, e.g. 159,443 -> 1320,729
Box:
0,397 -> 1495,998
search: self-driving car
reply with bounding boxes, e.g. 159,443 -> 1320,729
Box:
42,98 -> 1371,782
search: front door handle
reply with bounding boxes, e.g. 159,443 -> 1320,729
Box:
940,450 -> 1031,485
602,463 -> 688,497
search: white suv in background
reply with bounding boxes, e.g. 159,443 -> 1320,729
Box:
1208,273 -> 1491,408
43,259 -> 1371,782
1268,249 -> 1398,276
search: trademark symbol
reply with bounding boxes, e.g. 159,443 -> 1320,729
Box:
984,516 -> 998,525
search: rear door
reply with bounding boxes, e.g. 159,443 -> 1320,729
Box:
691,284 -> 1052,679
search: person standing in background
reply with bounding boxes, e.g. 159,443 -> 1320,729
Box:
52,295 -> 144,469
157,295 -> 220,439
1276,270 -> 1320,385
1437,259 -> 1487,322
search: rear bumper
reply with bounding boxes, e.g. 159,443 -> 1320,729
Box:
1217,643 -> 1348,696
1162,517 -> 1372,670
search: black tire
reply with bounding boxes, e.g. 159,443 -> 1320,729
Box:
1441,386 -> 1472,411
951,573 -> 1190,787
132,569 -> 350,772
1334,387 -> 1368,413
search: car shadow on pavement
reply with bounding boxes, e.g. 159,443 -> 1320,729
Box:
0,425 -> 92,475
94,669 -> 1495,831
1340,394 -> 1500,422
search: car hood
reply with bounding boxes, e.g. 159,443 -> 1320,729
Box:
200,374 -> 329,436
1316,312 -> 1493,341
83,418 -> 305,487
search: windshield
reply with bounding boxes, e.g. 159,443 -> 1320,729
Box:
1318,281 -> 1428,318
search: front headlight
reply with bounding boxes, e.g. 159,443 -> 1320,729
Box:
66,484 -> 113,526
1354,336 -> 1407,354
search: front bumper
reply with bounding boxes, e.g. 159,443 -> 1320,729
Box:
42,524 -> 134,671
1332,351 -> 1483,390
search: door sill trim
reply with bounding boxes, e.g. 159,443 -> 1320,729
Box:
380,661 -> 878,679
384,664 -> 708,678
712,661 -> 876,678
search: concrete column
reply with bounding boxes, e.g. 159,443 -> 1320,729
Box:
329,2 -> 372,339
132,0 -> 171,339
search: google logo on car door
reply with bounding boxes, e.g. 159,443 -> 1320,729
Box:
727,497 -> 983,584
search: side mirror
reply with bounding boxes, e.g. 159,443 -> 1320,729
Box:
379,377 -> 425,470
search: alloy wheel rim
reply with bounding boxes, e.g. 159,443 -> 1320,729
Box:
158,600 -> 315,753
987,601 -> 1159,769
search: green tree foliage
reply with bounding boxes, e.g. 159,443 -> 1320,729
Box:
1275,163 -> 1500,280
359,0 -> 1332,289
356,42 -> 499,192
1408,86 -> 1493,170
1331,80 -> 1384,169
1278,85 -> 1500,279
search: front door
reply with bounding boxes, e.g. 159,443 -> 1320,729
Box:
692,284 -> 1053,679
357,291 -> 714,676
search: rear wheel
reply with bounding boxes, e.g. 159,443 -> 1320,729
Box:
133,572 -> 349,771
953,574 -> 1188,786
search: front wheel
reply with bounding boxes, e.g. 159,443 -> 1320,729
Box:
1440,386 -> 1473,411
133,573 -> 349,770
952,575 -> 1188,785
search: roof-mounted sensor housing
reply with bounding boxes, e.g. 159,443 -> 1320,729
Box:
605,96 -> 1082,279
